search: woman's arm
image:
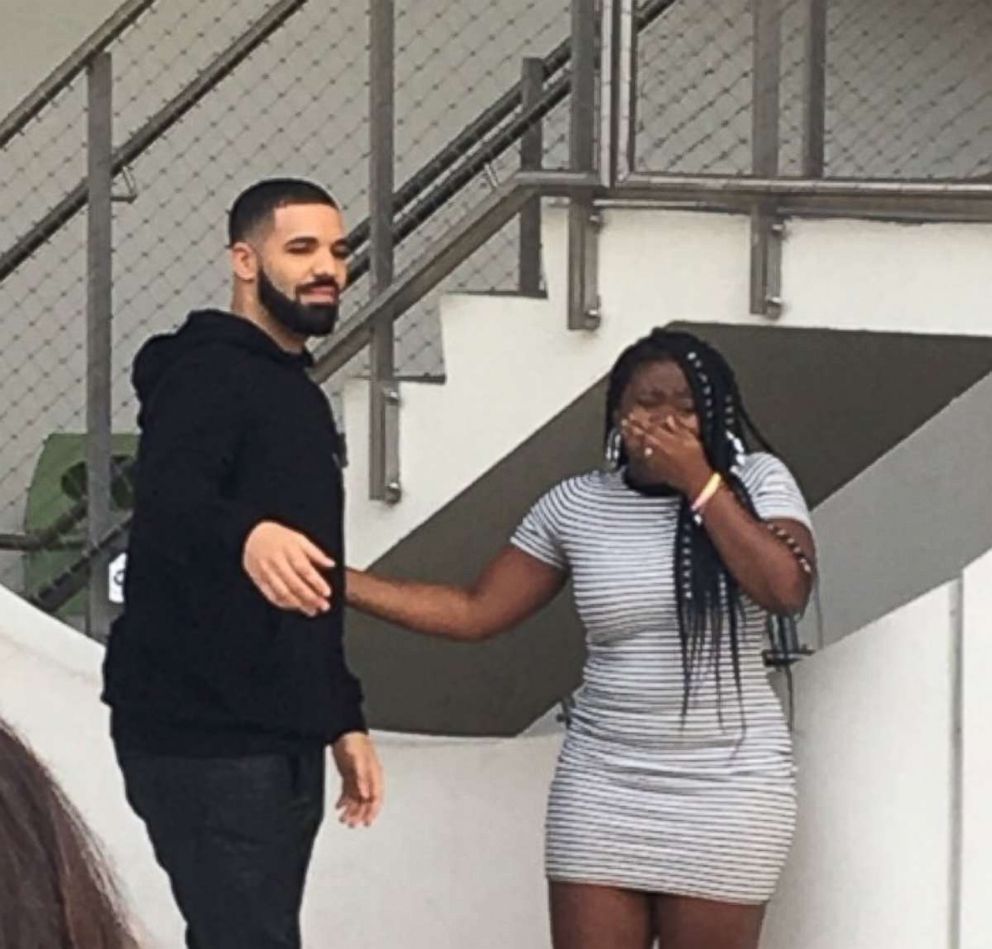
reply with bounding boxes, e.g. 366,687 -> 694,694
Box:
691,499 -> 814,615
346,545 -> 568,641
624,415 -> 816,615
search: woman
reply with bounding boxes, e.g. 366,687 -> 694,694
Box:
347,329 -> 816,949
0,716 -> 137,949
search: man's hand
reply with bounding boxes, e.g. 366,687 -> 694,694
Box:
243,521 -> 335,617
332,732 -> 384,828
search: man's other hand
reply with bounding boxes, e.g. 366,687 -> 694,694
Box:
331,732 -> 384,829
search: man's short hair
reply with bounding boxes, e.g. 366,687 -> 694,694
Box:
228,178 -> 338,246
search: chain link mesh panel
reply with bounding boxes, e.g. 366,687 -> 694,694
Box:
634,0 -> 992,178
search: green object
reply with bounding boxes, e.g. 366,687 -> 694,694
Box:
23,432 -> 139,618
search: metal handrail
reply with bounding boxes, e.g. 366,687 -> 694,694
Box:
346,0 -> 678,254
0,0 -> 310,284
615,172 -> 992,220
347,70 -> 572,285
0,0 -> 156,150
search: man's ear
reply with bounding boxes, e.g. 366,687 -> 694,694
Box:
230,241 -> 258,283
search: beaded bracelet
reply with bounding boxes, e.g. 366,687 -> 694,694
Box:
765,522 -> 814,576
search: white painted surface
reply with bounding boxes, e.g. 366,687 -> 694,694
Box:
961,550 -> 992,949
6,552 -> 991,947
763,582 -> 956,949
0,583 -> 559,949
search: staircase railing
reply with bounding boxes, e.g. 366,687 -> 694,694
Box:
3,0 -> 677,625
10,0 -> 992,633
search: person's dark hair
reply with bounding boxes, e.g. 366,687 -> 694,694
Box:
0,717 -> 137,949
228,178 -> 338,246
605,328 -> 789,720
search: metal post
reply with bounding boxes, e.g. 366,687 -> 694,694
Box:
752,0 -> 781,178
86,52 -> 114,641
750,0 -> 784,317
368,0 -> 400,503
568,0 -> 601,331
519,57 -> 544,295
601,0 -> 637,185
626,0 -> 639,176
802,0 -> 827,178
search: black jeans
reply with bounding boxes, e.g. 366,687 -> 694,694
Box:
119,750 -> 325,949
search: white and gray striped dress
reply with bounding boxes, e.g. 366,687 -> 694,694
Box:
511,452 -> 812,904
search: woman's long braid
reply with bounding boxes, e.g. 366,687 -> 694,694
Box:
605,329 -> 778,722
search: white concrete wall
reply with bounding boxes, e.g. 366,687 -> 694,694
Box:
0,583 -> 560,949
961,550 -> 992,949
763,583 -> 955,949
6,548 -> 992,948
765,549 -> 992,949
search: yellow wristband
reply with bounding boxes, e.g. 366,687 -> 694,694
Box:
691,472 -> 723,514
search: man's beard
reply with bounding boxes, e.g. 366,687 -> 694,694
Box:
257,266 -> 339,338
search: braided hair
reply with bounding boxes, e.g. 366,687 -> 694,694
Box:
605,328 -> 787,721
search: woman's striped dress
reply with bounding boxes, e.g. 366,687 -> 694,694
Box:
510,453 -> 812,904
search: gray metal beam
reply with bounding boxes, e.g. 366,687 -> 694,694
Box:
752,0 -> 781,178
570,0 -> 597,177
518,57 -> 544,295
85,53 -> 114,642
368,0 -> 400,504
751,0 -> 784,318
602,0 -> 637,185
802,0 -> 828,178
615,172 -> 992,220
568,0 -> 602,331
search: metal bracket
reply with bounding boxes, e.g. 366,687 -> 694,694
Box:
482,161 -> 501,190
382,383 -> 402,505
749,205 -> 785,318
567,202 -> 602,330
111,164 -> 138,203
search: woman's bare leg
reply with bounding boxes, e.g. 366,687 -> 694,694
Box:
550,882 -> 655,949
654,893 -> 765,949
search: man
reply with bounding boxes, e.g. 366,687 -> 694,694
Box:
102,179 -> 382,949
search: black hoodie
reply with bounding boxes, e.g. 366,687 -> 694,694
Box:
102,310 -> 365,756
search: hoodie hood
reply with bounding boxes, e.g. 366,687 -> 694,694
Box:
133,309 -> 313,406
